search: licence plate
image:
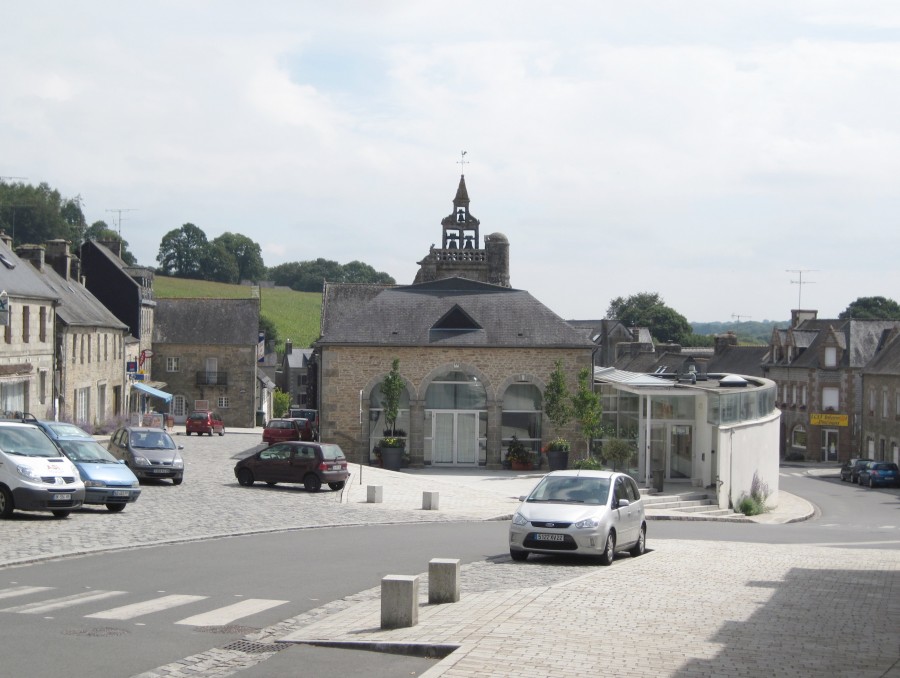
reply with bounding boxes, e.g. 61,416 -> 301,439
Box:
52,494 -> 71,501
152,468 -> 169,474
113,490 -> 130,497
534,533 -> 564,542
330,465 -> 342,471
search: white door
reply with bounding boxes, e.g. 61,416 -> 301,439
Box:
205,358 -> 217,385
431,411 -> 479,466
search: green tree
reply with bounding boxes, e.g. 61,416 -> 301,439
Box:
607,292 -> 692,344
267,258 -> 395,291
571,367 -> 602,459
602,438 -> 635,471
0,181 -> 85,247
199,240 -> 239,283
543,360 -> 572,448
273,388 -> 291,418
157,223 -> 208,278
83,220 -> 136,264
380,358 -> 404,437
838,296 -> 900,320
341,260 -> 395,284
259,314 -> 279,346
211,232 -> 265,282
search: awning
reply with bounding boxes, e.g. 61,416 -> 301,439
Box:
132,382 -> 173,402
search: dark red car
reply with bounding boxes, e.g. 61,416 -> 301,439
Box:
261,418 -> 314,445
234,441 -> 349,492
185,411 -> 225,436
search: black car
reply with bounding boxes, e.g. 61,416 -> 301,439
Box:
840,458 -> 874,483
234,441 -> 349,492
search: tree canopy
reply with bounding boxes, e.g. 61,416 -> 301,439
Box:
211,232 -> 266,282
0,181 -> 86,249
157,223 -> 209,278
84,220 -> 136,265
607,292 -> 692,344
838,296 -> 900,320
268,258 -> 395,291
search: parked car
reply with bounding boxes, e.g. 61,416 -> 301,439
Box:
234,441 -> 349,492
0,420 -> 85,518
289,408 -> 319,432
261,418 -> 315,445
840,458 -> 874,483
31,420 -> 93,442
55,437 -> 141,512
857,461 -> 900,488
185,410 -> 225,436
107,426 -> 185,485
509,470 -> 647,564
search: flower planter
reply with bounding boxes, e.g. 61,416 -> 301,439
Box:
547,449 -> 569,471
511,460 -> 532,471
380,446 -> 404,472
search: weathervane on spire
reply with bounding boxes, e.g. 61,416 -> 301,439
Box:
457,150 -> 468,174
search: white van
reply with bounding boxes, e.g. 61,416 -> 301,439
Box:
0,421 -> 85,518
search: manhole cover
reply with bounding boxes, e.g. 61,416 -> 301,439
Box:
222,640 -> 292,654
63,627 -> 130,637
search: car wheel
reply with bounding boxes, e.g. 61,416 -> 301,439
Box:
237,469 -> 255,486
328,481 -> 345,491
599,531 -> 616,566
629,524 -> 646,557
0,486 -> 14,518
219,431 -> 224,436
304,474 -> 322,492
510,549 -> 528,562
106,503 -> 126,513
185,431 -> 191,436
172,477 -> 183,486
52,510 -> 70,518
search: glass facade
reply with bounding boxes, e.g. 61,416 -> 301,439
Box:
501,384 -> 542,455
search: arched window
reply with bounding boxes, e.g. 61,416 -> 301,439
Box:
424,370 -> 487,465
501,384 -> 542,456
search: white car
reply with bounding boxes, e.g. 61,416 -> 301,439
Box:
509,470 -> 646,564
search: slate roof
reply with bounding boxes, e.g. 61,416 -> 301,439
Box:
0,239 -> 58,302
34,264 -> 128,330
787,319 -> 900,369
863,329 -> 900,375
285,348 -> 313,370
319,277 -> 594,348
707,345 -> 769,377
153,298 -> 260,345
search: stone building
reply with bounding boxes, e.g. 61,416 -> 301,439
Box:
151,298 -> 260,427
315,175 -> 594,467
0,234 -> 57,417
861,328 -> 900,464
17,240 -> 129,425
279,339 -> 314,408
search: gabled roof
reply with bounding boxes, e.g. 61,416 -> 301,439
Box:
33,264 -> 127,330
708,345 -> 768,377
285,348 -> 313,370
865,330 -> 900,375
153,298 -> 260,345
779,318 -> 900,368
0,239 -> 58,302
319,277 -> 593,348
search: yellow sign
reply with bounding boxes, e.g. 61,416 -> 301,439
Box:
810,413 -> 848,427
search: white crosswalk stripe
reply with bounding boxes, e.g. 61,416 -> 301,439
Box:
0,585 -> 54,600
175,598 -> 289,626
0,590 -> 126,614
85,594 -> 208,620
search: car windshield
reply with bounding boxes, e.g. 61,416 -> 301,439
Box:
130,431 -> 175,449
0,427 -> 64,458
47,422 -> 92,438
527,476 -> 610,505
319,444 -> 345,461
60,440 -> 118,463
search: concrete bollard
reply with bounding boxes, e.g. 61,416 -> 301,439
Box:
422,490 -> 439,510
381,575 -> 419,629
428,558 -> 460,604
367,485 -> 383,503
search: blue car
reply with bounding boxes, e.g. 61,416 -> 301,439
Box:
857,462 -> 900,488
55,437 -> 141,512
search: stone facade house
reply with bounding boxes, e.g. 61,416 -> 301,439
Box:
764,309 -> 900,462
0,234 -> 57,417
151,298 -> 260,427
861,328 -> 900,464
279,339 -> 314,408
17,240 -> 129,426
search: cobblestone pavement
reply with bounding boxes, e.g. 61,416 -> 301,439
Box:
5,430 -> 897,677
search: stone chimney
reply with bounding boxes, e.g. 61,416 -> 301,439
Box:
714,331 -> 738,355
791,309 -> 817,328
16,243 -> 45,272
44,239 -> 73,280
97,238 -> 123,258
0,231 -> 11,248
284,339 -> 292,355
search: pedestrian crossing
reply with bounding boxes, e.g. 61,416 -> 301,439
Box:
0,585 -> 288,626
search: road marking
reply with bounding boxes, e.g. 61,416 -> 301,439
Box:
175,598 -> 288,626
0,590 -> 126,614
86,594 -> 208,620
0,586 -> 54,600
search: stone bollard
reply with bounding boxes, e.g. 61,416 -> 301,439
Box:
367,485 -> 383,503
422,491 -> 439,510
381,575 -> 419,629
428,558 -> 460,604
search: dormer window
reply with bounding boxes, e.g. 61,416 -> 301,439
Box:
824,346 -> 837,368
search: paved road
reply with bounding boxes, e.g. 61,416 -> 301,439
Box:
2,429 -> 898,677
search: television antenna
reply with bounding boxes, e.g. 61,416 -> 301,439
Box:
731,314 -> 751,323
106,208 -> 136,237
786,269 -> 817,309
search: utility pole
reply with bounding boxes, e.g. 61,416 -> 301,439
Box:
106,208 -> 136,237
731,314 -> 751,323
786,269 -> 817,309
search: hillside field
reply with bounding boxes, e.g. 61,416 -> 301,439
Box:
153,277 -> 321,351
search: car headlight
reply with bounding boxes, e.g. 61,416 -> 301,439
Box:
131,480 -> 140,488
512,512 -> 529,526
84,480 -> 106,487
16,465 -> 42,482
574,517 -> 602,529
132,455 -> 150,466
172,456 -> 184,468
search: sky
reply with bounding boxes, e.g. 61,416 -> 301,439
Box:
3,1 -> 900,324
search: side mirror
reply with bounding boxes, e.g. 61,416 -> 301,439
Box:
616,498 -> 630,508
518,495 -> 527,502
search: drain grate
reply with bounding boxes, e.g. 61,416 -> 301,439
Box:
222,640 -> 292,654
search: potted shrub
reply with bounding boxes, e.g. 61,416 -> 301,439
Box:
506,436 -> 533,471
379,359 -> 405,471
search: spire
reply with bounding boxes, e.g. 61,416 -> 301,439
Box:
454,174 -> 470,208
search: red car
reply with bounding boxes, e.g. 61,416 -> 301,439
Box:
262,418 -> 315,445
186,411 -> 225,436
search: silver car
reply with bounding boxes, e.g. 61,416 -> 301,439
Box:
509,470 -> 646,564
107,426 -> 184,485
